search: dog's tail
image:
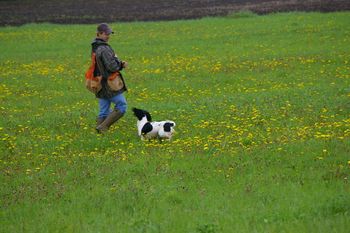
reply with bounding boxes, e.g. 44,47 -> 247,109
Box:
132,107 -> 152,121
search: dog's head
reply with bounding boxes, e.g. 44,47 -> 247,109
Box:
157,121 -> 176,140
163,121 -> 176,132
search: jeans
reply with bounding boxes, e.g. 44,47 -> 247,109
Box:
98,93 -> 127,118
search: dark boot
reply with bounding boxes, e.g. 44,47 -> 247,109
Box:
96,117 -> 106,127
96,110 -> 124,133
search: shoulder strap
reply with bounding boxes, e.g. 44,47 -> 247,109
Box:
94,49 -> 104,78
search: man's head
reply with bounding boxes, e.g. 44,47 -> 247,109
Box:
96,23 -> 114,41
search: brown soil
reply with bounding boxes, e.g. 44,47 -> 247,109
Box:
0,0 -> 349,26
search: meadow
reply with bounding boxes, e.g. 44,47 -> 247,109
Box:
0,12 -> 349,232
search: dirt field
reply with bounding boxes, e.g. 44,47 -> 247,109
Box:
0,0 -> 349,26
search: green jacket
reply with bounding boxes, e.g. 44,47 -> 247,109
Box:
91,38 -> 127,98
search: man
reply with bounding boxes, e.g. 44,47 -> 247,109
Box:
91,23 -> 128,133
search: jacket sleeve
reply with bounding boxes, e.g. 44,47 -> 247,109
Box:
100,46 -> 123,72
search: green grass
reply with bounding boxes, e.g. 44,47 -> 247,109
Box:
1,12 -> 350,232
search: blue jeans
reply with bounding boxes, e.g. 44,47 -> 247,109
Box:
98,93 -> 127,118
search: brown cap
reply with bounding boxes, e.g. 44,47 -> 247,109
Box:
97,23 -> 114,35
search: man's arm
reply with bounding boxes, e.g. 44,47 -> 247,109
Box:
100,46 -> 123,72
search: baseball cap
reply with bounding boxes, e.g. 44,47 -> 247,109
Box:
97,23 -> 114,35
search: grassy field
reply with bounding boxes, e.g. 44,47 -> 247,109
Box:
1,12 -> 350,232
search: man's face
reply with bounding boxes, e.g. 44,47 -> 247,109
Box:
98,32 -> 111,42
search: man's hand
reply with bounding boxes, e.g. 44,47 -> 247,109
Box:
122,61 -> 128,69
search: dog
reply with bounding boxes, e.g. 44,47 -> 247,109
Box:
132,107 -> 176,141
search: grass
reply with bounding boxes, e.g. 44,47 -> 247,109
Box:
1,12 -> 350,232
226,10 -> 258,19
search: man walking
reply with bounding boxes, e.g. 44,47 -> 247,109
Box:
91,23 -> 128,133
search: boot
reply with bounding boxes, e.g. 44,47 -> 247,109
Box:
96,117 -> 106,127
96,110 -> 124,133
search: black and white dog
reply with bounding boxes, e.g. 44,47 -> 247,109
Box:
132,107 -> 176,141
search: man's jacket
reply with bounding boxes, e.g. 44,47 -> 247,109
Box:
91,38 -> 127,98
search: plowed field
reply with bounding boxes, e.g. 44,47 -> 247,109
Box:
1,0 -> 349,26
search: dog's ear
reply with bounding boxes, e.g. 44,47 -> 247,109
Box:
163,122 -> 174,132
